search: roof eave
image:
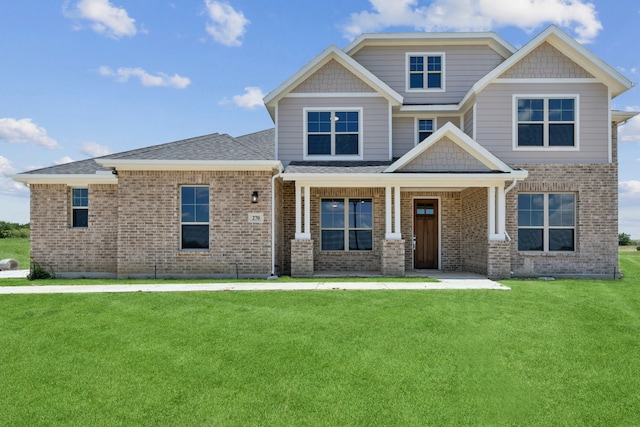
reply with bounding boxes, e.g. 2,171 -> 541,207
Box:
9,173 -> 118,186
95,159 -> 282,172
282,170 -> 527,187
343,32 -> 516,58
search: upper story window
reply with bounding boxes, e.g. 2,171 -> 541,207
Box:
181,186 -> 209,250
407,53 -> 445,91
71,188 -> 88,228
515,96 -> 578,149
305,108 -> 362,160
416,118 -> 435,144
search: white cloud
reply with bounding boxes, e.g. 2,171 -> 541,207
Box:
224,86 -> 265,110
80,141 -> 112,157
64,0 -> 137,39
204,0 -> 250,47
619,180 -> 640,201
342,0 -> 602,43
0,118 -> 60,149
618,109 -> 640,143
0,156 -> 28,197
54,156 -> 75,165
99,66 -> 191,89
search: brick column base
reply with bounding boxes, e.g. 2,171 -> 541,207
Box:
487,240 -> 511,280
382,239 -> 405,276
291,239 -> 314,278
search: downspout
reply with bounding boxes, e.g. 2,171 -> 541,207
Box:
270,168 -> 282,278
502,178 -> 518,242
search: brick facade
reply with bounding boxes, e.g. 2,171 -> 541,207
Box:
381,240 -> 405,276
30,171 -> 275,278
508,163 -> 618,277
30,184 -> 118,276
460,187 -> 489,275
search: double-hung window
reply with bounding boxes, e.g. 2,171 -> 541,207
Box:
181,186 -> 209,250
416,119 -> 435,144
407,53 -> 444,91
306,109 -> 361,158
516,96 -> 577,148
71,188 -> 88,228
321,198 -> 372,251
518,193 -> 575,252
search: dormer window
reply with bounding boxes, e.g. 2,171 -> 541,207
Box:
304,108 -> 363,160
407,53 -> 445,91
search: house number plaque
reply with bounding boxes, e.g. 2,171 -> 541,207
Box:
248,213 -> 264,223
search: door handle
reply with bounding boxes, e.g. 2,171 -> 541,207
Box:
412,235 -> 416,251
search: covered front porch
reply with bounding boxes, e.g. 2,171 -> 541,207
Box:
284,174 -> 525,280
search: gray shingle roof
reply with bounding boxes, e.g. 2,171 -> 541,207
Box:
22,129 -> 276,175
284,161 -> 392,174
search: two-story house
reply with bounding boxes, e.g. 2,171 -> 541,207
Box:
12,25 -> 636,279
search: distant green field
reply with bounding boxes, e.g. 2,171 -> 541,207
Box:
0,238 -> 29,268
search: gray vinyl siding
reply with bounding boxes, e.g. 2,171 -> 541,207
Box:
277,96 -> 390,162
392,115 -> 462,159
464,106 -> 474,138
352,45 -> 505,104
392,117 -> 413,158
475,82 -> 610,163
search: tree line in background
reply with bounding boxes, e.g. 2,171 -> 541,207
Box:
0,222 -> 30,239
619,233 -> 640,247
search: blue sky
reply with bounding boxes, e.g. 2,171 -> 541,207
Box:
1,0 -> 639,237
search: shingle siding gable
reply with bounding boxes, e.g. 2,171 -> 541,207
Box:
499,42 -> 594,79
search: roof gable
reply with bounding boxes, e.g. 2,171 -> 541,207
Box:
386,123 -> 511,173
291,59 -> 375,94
263,45 -> 403,113
464,25 -> 633,104
500,41 -> 593,79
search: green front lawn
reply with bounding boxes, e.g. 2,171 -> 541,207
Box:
1,252 -> 639,425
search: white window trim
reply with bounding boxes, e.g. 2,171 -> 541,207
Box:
512,94 -> 580,151
303,107 -> 363,160
517,192 -> 576,253
180,185 -> 210,251
405,52 -> 446,93
414,117 -> 437,146
70,187 -> 88,228
320,198 -> 373,252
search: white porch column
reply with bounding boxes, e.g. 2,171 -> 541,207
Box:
488,186 -> 496,238
496,185 -> 506,236
295,184 -> 311,240
385,186 -> 392,237
394,186 -> 402,236
385,186 -> 401,240
489,185 -> 507,241
304,186 -> 311,238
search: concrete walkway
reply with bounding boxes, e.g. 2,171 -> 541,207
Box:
0,271 -> 509,294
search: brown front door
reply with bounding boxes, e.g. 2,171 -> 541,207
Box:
414,199 -> 438,269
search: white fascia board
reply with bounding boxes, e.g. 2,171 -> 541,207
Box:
283,170 -> 527,188
398,104 -> 461,113
385,122 -> 511,173
9,174 -> 118,186
95,159 -> 282,172
344,32 -> 516,58
263,45 -> 403,106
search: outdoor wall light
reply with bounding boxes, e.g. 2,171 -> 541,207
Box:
251,191 -> 259,203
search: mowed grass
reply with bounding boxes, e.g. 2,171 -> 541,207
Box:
0,252 -> 639,425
